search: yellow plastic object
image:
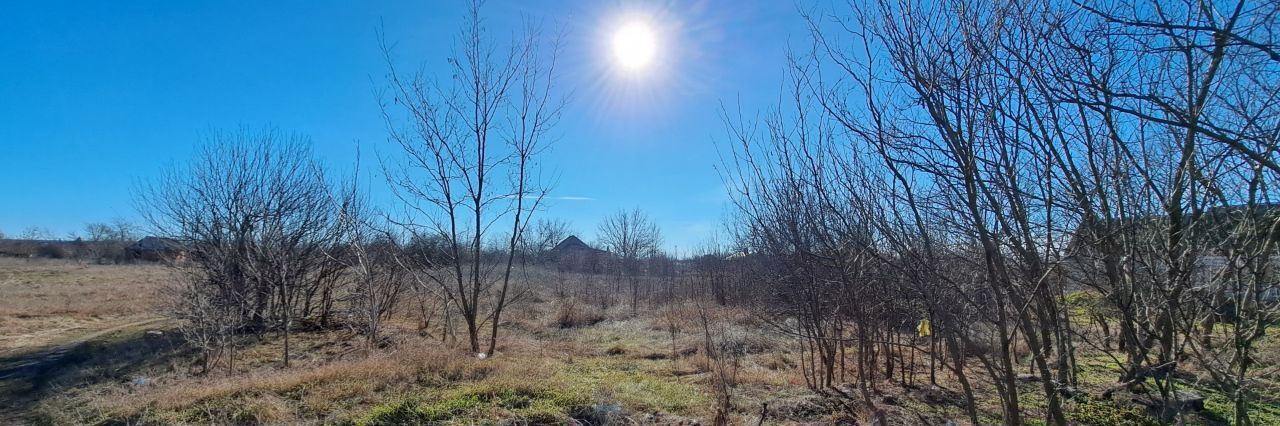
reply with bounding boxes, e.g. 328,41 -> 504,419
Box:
917,319 -> 931,337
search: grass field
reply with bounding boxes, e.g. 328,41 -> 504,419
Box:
0,259 -> 168,353
2,261 -> 1277,425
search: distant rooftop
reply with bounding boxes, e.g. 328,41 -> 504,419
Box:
552,235 -> 594,252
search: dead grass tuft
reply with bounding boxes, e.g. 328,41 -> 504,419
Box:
554,298 -> 605,329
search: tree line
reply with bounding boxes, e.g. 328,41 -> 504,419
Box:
719,0 -> 1280,424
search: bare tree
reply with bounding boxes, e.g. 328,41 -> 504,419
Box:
697,304 -> 739,426
1027,1 -> 1280,422
19,226 -> 51,240
524,217 -> 571,263
721,1 -> 1280,424
83,223 -> 114,242
596,207 -> 663,311
137,128 -> 348,369
342,228 -> 410,349
380,0 -> 565,355
83,218 -> 137,242
81,218 -> 137,263
691,236 -> 730,306
163,269 -> 241,375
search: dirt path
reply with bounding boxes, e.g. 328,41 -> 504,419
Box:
0,317 -> 168,421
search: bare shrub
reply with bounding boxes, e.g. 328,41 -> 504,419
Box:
697,304 -> 738,426
138,128 -> 349,369
554,298 -> 604,329
596,207 -> 663,312
34,244 -> 67,259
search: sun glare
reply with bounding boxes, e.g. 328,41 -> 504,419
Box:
612,21 -> 656,70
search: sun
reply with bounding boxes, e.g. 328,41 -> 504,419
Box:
612,21 -> 656,70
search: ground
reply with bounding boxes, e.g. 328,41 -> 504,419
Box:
0,260 -> 1277,425
0,259 -> 168,352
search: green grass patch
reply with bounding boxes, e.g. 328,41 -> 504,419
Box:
1179,382 -> 1280,426
555,358 -> 709,415
358,381 -> 592,425
357,355 -> 709,420
1065,395 -> 1160,426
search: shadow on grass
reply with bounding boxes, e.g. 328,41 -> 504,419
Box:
0,327 -> 190,421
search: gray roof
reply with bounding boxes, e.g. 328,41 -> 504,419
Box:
551,236 -> 601,253
130,236 -> 185,252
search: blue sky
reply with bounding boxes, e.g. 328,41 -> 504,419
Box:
0,0 -> 807,253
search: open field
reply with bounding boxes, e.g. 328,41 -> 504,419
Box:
0,259 -> 168,353
1,262 -> 818,424
0,261 -> 1276,425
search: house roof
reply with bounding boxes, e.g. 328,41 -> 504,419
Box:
552,235 -> 609,254
552,235 -> 592,252
130,236 -> 185,252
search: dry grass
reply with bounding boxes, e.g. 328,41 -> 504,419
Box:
0,258 -> 169,352
17,263 -> 1226,425
17,274 -> 818,425
35,327 -> 721,425
36,337 -> 484,423
553,298 -> 605,329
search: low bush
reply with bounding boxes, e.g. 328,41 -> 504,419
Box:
555,299 -> 604,329
34,243 -> 68,259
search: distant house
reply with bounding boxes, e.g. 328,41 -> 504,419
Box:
549,236 -> 608,273
550,235 -> 597,254
127,236 -> 188,263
